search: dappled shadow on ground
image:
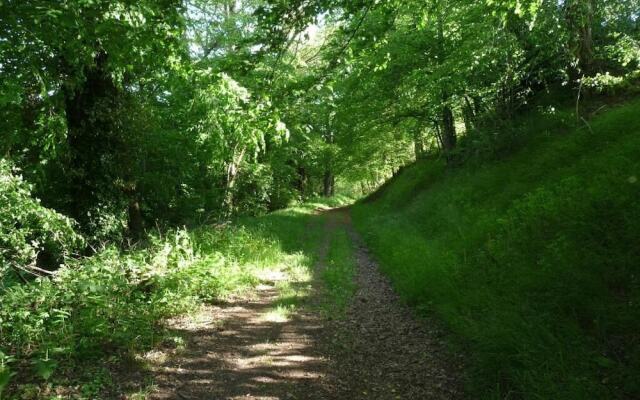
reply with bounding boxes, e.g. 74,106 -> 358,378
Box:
129,207 -> 464,399
144,207 -> 335,399
112,220 -> 326,398
147,282 -> 334,400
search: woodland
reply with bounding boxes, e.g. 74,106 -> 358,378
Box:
1,0 -> 640,399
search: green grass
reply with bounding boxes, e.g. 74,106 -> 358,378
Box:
249,197 -> 357,320
352,99 -> 640,399
320,227 -> 357,316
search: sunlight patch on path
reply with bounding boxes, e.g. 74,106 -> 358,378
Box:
146,260 -> 332,400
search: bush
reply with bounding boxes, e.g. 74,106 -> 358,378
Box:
0,219 -> 269,396
0,234 -> 184,370
0,159 -> 84,282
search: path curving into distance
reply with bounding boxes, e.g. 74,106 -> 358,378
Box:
142,208 -> 464,400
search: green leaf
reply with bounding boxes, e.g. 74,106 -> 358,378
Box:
0,366 -> 15,399
33,358 -> 57,381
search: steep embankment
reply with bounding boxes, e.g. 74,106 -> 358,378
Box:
352,99 -> 640,399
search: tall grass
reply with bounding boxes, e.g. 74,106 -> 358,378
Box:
352,100 -> 640,399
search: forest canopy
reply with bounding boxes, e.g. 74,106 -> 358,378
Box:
1,0 -> 638,246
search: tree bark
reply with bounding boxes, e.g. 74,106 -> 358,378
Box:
322,127 -> 335,197
441,99 -> 457,153
127,196 -> 144,239
323,169 -> 334,197
223,146 -> 246,216
296,166 -> 307,194
414,128 -> 425,159
432,119 -> 443,152
472,96 -> 483,117
462,95 -> 476,133
565,0 -> 595,75
63,51 -> 122,224
436,5 -> 457,158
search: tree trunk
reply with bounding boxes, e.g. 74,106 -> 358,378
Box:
441,100 -> 457,153
323,169 -> 334,197
462,95 -> 476,133
566,0 -> 595,75
414,128 -> 425,159
322,128 -> 335,198
432,119 -> 443,152
296,166 -> 307,194
223,146 -> 246,216
127,196 -> 144,239
63,51 -> 123,225
436,5 -> 456,158
472,96 -> 483,118
223,163 -> 237,216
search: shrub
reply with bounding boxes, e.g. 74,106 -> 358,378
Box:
0,159 -> 84,283
0,222 -> 264,394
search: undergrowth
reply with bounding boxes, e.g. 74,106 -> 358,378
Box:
0,226 -> 260,398
0,196 -> 353,399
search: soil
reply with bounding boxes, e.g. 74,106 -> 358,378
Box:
140,208 -> 464,400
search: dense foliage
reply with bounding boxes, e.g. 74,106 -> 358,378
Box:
0,160 -> 83,285
1,0 -> 639,398
2,0 -> 639,240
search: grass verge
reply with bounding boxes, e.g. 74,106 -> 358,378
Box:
320,226 -> 357,317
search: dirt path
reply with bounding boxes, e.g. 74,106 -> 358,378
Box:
146,285 -> 334,399
143,208 -> 463,400
322,209 -> 464,399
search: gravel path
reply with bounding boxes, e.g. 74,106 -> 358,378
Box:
142,208 -> 464,399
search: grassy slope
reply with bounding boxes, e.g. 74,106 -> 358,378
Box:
352,99 -> 640,399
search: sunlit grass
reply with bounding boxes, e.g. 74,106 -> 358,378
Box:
319,227 -> 356,317
0,196 -> 352,398
262,304 -> 296,323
